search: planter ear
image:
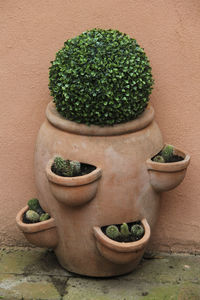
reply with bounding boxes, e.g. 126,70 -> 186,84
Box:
46,159 -> 102,207
146,145 -> 190,192
16,206 -> 58,249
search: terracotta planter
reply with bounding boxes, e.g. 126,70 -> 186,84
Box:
146,146 -> 190,192
94,219 -> 151,265
46,158 -> 102,207
16,206 -> 58,249
16,101 -> 190,277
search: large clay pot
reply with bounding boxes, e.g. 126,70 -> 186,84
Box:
19,101 -> 190,277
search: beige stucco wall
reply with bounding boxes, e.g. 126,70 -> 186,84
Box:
0,0 -> 200,253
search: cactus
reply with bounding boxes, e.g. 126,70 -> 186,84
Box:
26,210 -> 40,223
105,225 -> 120,240
70,160 -> 81,176
131,224 -> 144,239
120,223 -> 131,238
153,155 -> 165,163
161,145 -> 174,162
52,157 -> 81,177
28,198 -> 40,211
40,213 -> 50,222
52,157 -> 73,177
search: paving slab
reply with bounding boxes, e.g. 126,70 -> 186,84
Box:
0,248 -> 199,300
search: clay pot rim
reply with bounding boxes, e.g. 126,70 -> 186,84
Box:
46,101 -> 155,136
16,206 -> 56,233
93,218 -> 151,253
146,145 -> 191,172
46,158 -> 102,187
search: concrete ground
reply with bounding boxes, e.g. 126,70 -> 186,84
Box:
0,248 -> 199,300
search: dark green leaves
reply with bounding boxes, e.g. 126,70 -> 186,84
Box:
49,28 -> 154,126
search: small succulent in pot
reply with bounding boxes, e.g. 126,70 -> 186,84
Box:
40,213 -> 50,222
52,157 -> 81,177
25,210 -> 40,223
153,155 -> 165,163
105,225 -> 120,240
161,145 -> 174,162
120,223 -> 131,238
131,224 -> 144,240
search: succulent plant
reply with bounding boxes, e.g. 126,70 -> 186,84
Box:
161,145 -> 174,162
39,213 -> 50,222
28,198 -> 40,211
153,155 -> 165,163
120,223 -> 131,238
26,210 -> 40,223
131,224 -> 144,239
52,157 -> 73,177
70,160 -> 81,176
49,28 -> 154,126
105,225 -> 120,240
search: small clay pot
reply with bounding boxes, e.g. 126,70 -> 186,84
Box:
16,206 -> 58,249
46,158 -> 102,207
93,218 -> 150,265
146,145 -> 190,192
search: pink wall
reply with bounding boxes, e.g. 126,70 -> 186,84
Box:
1,0 -> 200,253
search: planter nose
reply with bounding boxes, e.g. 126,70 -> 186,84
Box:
93,219 -> 151,265
146,145 -> 190,192
46,159 -> 102,207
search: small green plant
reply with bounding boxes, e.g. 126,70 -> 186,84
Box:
120,223 -> 131,238
153,155 -> 165,163
26,210 -> 40,223
40,213 -> 50,222
131,224 -> 144,239
161,145 -> 174,162
52,157 -> 81,177
28,198 -> 40,211
105,225 -> 120,240
49,28 -> 154,126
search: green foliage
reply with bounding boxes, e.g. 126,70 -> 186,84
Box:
52,157 -> 81,177
105,225 -> 120,240
49,28 -> 154,126
40,213 -> 50,222
153,155 -> 165,163
131,224 -> 144,239
28,198 -> 40,211
161,145 -> 174,162
120,223 -> 131,238
26,210 -> 40,223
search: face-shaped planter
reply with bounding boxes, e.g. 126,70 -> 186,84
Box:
17,101 -> 190,277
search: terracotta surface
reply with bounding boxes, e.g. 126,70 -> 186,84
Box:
1,0 -> 200,254
16,206 -> 58,249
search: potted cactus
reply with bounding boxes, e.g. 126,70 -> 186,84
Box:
16,28 -> 190,277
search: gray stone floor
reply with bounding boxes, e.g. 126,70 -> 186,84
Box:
0,247 -> 199,300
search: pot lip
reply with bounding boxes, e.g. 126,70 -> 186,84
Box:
46,158 -> 102,187
16,206 -> 56,233
146,144 -> 191,172
46,101 -> 155,136
93,218 -> 151,253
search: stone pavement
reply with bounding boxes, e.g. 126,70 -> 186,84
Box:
0,247 -> 199,300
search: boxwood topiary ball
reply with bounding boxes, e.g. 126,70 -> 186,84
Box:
49,28 -> 154,126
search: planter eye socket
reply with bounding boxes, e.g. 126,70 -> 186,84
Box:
46,158 -> 102,207
146,144 -> 190,192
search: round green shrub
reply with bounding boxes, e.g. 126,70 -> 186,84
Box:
49,28 -> 154,126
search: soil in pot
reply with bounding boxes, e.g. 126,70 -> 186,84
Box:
102,221 -> 145,243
